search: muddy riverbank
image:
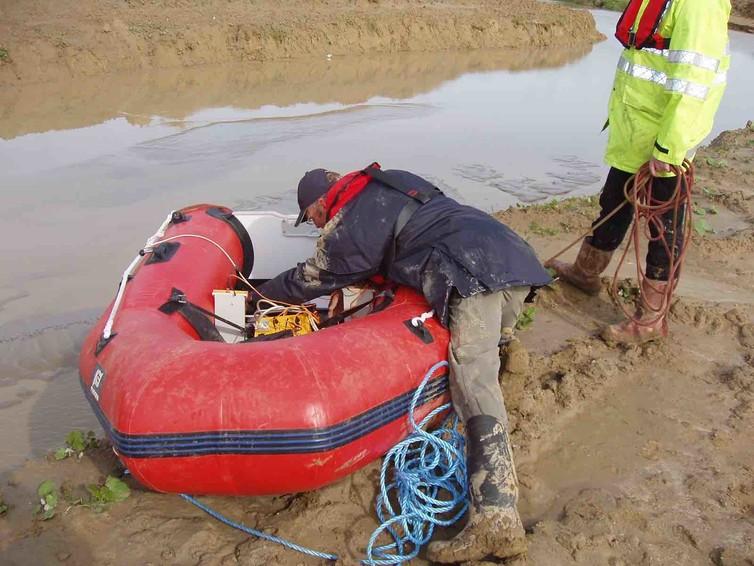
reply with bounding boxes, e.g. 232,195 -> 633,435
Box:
1,123 -> 753,564
0,0 -> 601,86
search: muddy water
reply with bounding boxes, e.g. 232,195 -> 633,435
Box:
1,10 -> 753,472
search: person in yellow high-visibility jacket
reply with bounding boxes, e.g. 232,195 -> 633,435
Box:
546,0 -> 731,344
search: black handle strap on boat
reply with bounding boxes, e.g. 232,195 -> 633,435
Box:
320,289 -> 394,328
158,288 -> 229,342
205,207 -> 255,283
403,319 -> 434,344
361,163 -> 442,275
243,329 -> 294,343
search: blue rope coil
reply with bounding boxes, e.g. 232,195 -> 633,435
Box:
364,360 -> 468,565
180,359 -> 468,565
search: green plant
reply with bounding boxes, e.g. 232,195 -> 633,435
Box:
55,430 -> 97,460
692,203 -> 706,216
704,157 -> 728,169
37,480 -> 58,520
86,476 -> 130,511
693,217 -> 714,236
0,48 -> 9,62
616,279 -> 639,303
701,186 -> 721,198
543,198 -> 560,211
528,221 -> 558,237
0,492 -> 8,516
515,306 -> 536,331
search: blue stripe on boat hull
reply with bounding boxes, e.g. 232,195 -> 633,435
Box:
79,374 -> 449,458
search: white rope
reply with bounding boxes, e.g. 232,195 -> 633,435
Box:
145,234 -> 239,271
103,211 -> 175,340
411,310 -> 434,327
104,215 -> 322,341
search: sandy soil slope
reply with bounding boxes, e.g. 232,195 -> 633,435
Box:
0,0 -> 601,86
1,123 -> 752,565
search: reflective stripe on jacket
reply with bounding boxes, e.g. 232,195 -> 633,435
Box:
606,0 -> 730,172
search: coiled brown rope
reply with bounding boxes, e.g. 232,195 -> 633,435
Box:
545,160 -> 695,327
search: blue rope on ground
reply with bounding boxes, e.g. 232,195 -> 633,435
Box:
179,493 -> 339,562
179,359 -> 468,565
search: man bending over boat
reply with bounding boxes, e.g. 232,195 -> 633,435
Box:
255,163 -> 551,563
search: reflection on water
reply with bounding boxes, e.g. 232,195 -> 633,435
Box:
0,9 -> 753,472
0,44 -> 593,140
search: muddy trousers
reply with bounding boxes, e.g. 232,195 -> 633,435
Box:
447,287 -> 529,426
589,167 -> 687,281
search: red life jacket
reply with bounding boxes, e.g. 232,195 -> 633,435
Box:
324,167 -> 374,222
323,162 -> 441,284
615,0 -> 672,50
323,163 -> 384,283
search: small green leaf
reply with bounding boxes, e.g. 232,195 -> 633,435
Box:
693,218 -> 712,236
515,306 -> 536,331
704,157 -> 728,169
86,476 -> 130,508
38,480 -> 56,498
692,205 -> 706,216
104,477 -> 130,503
44,492 -> 58,509
528,221 -> 558,237
66,431 -> 85,452
54,448 -> 70,460
37,481 -> 58,520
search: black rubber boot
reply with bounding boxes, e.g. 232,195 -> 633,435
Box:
427,415 -> 527,563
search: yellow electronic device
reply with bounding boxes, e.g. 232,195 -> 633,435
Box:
253,310 -> 319,337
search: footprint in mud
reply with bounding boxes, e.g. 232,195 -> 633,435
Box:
456,157 -> 601,204
548,155 -> 603,189
231,191 -> 296,212
453,163 -> 505,184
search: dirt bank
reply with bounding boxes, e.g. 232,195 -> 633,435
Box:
1,123 -> 752,564
0,0 -> 601,87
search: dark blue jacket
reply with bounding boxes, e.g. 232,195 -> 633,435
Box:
258,169 -> 552,326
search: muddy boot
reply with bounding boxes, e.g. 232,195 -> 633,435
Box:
602,278 -> 669,345
427,415 -> 527,563
502,338 -> 529,374
544,240 -> 613,296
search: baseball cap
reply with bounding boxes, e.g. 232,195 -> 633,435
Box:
294,168 -> 333,226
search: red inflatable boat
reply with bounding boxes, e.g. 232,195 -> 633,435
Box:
79,204 -> 450,496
